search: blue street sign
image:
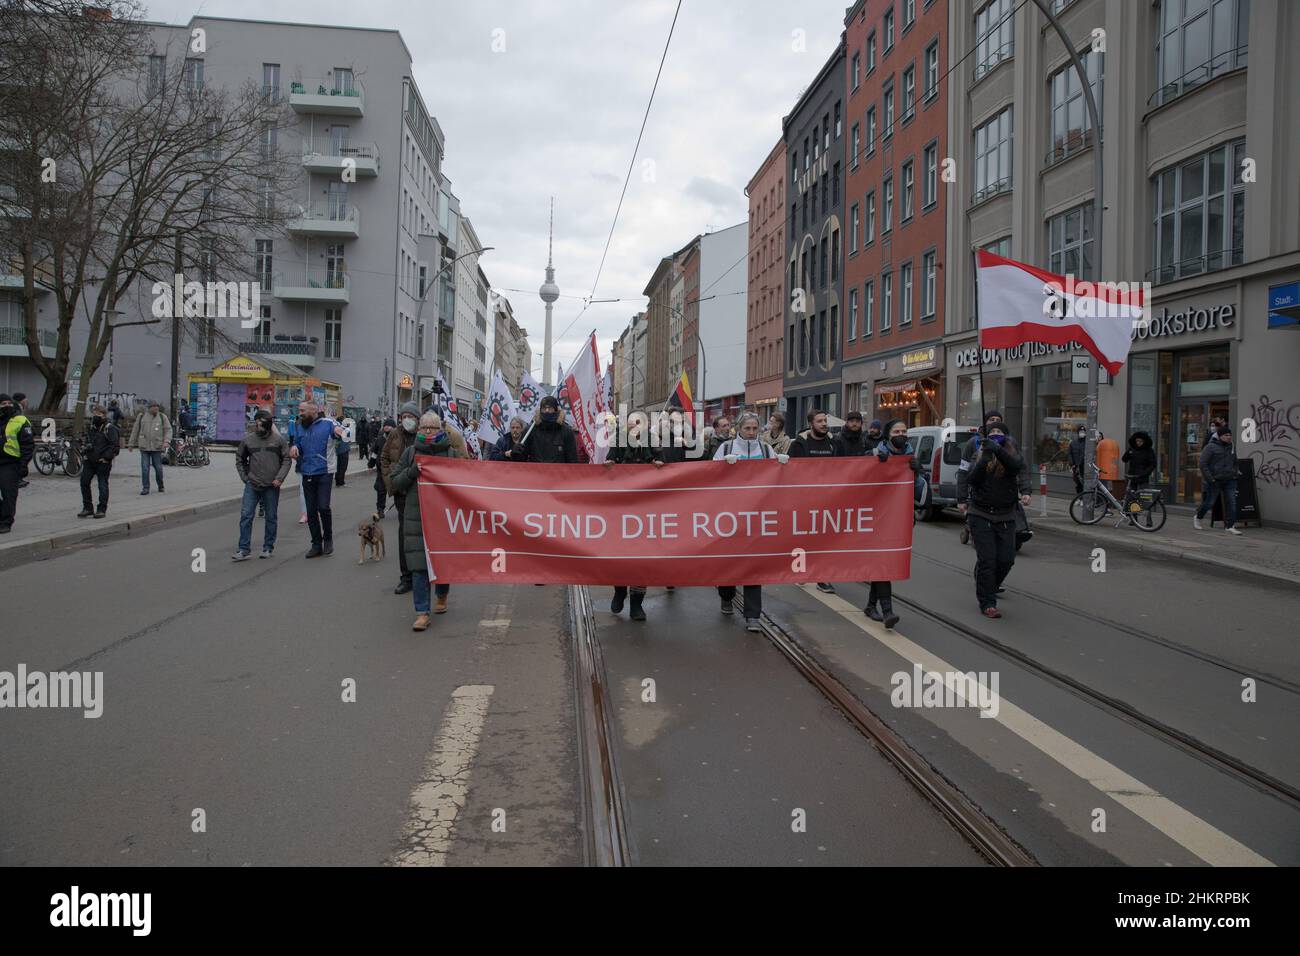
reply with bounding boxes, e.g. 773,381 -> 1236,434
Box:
1268,281 -> 1300,329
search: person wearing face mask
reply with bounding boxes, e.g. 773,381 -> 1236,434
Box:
232,409 -> 290,560
373,418 -> 395,513
1068,424 -> 1088,494
77,404 -> 120,519
966,421 -> 1025,618
391,411 -> 467,628
1194,427 -> 1242,534
517,395 -> 579,463
288,400 -> 343,559
958,409 -> 1033,546
860,419 -> 924,628
0,394 -> 34,533
382,403 -> 423,590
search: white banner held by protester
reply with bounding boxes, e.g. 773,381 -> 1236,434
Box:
563,332 -> 610,464
477,370 -> 518,449
516,371 -> 543,417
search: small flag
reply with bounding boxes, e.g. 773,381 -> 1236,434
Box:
667,371 -> 693,411
517,371 -> 543,416
477,369 -> 518,448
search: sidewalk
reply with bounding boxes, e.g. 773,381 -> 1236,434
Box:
0,449 -> 302,566
1027,492 -> 1300,587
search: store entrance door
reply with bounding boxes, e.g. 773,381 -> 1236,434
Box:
1175,398 -> 1230,504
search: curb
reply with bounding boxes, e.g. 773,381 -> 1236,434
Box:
1031,518 -> 1300,588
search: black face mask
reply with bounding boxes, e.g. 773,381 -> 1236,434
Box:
541,410 -> 558,423
890,435 -> 908,449
258,421 -> 272,433
92,416 -> 106,427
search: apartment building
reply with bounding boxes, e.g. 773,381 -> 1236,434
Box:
944,0 -> 1300,525
698,222 -> 749,417
743,138 -> 787,412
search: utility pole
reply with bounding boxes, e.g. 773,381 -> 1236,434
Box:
170,234 -> 183,423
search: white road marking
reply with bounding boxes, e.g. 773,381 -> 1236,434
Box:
391,684 -> 494,867
802,586 -> 1275,867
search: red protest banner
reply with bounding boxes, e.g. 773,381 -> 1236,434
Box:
416,456 -> 914,586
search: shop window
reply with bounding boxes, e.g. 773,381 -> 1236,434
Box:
1032,361 -> 1088,473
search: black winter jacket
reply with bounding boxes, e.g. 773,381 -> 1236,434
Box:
1199,436 -> 1238,483
967,440 -> 1025,520
82,420 -> 121,465
1121,432 -> 1156,480
834,430 -> 875,457
520,412 -> 579,463
790,433 -> 838,457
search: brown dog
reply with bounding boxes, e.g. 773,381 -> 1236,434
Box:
357,512 -> 385,564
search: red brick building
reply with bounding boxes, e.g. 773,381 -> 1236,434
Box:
842,0 -> 948,426
744,138 -> 787,412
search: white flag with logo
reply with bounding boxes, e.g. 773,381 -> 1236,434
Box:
563,332 -> 610,464
976,250 -> 1145,376
516,371 -> 543,417
477,369 -> 518,449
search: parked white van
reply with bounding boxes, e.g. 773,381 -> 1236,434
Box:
906,424 -> 981,521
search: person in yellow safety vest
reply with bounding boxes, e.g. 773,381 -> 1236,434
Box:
0,393 -> 36,534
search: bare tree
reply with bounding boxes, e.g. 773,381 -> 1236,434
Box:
0,0 -> 298,425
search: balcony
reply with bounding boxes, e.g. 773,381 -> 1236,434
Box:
288,78 -> 365,116
240,337 -> 318,369
0,273 -> 53,293
286,202 -> 360,239
272,271 -> 350,305
0,325 -> 57,358
302,142 -> 379,178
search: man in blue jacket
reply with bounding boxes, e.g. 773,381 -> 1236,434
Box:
288,400 -> 343,558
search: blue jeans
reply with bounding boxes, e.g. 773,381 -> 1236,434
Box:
411,571 -> 450,614
301,473 -> 333,546
238,483 -> 280,553
1196,478 -> 1237,528
140,450 -> 165,490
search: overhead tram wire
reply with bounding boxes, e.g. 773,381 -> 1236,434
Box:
553,0 -> 684,356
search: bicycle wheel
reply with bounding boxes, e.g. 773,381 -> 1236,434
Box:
196,445 -> 211,466
1068,491 -> 1110,525
63,444 -> 82,477
1131,498 -> 1167,532
34,445 -> 55,475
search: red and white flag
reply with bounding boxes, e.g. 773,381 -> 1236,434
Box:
976,251 -> 1145,376
563,332 -> 611,464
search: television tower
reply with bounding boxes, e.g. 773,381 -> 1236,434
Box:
538,197 -> 559,387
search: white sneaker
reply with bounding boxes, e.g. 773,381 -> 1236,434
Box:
1193,516 -> 1203,530
1226,526 -> 1243,535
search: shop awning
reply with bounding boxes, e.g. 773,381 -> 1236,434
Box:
874,379 -> 918,396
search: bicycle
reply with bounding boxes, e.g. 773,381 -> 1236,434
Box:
1068,463 -> 1166,532
33,432 -> 82,477
173,427 -> 210,467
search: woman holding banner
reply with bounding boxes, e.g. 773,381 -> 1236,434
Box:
714,412 -> 790,632
863,419 -> 923,629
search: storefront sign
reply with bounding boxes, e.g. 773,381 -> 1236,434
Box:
212,356 -> 270,380
901,347 -> 937,373
1070,355 -> 1110,385
397,373 -> 414,389
1268,282 -> 1300,329
954,341 -> 1083,369
1131,304 -> 1234,341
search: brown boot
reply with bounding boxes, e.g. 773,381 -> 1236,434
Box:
412,613 -> 430,631
434,594 -> 448,615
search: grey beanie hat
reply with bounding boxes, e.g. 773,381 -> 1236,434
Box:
397,402 -> 420,418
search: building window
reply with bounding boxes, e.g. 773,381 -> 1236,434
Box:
849,288 -> 858,340
866,106 -> 877,154
902,160 -> 915,220
820,237 -> 828,287
255,240 -> 272,292
148,55 -> 166,94
829,304 -> 838,361
258,178 -> 273,219
823,113 -> 831,151
325,309 -> 342,359
183,57 -> 204,94
864,280 -> 875,336
1154,0 -> 1249,107
333,68 -> 355,94
1048,204 -> 1095,280
904,0 -> 916,28
867,31 -> 877,72
418,322 -> 425,359
850,203 -> 860,253
881,272 -> 893,332
1151,139 -> 1246,283
983,236 -> 1011,258
974,0 -> 1014,81
834,101 -> 842,138
884,7 -> 895,52
923,143 -> 938,207
831,228 -> 839,283
262,63 -> 280,103
197,318 -> 215,356
1049,49 -> 1103,164
902,66 -> 915,121
851,123 -> 861,169
326,244 -> 346,287
883,176 -> 894,233
253,305 -> 271,344
972,106 -> 1013,204
900,261 -> 913,325
852,51 -> 861,90
921,251 -> 936,319
832,162 -> 840,206
260,123 -> 277,161
865,190 -> 876,244
924,41 -> 939,100
883,84 -> 895,138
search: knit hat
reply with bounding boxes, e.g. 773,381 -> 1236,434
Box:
846,410 -> 863,422
540,395 -> 559,411
383,417 -> 397,428
882,418 -> 907,437
983,409 -> 1002,424
868,419 -> 883,431
397,402 -> 420,419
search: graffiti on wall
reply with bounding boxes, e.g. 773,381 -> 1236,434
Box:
85,391 -> 145,414
1247,395 -> 1300,489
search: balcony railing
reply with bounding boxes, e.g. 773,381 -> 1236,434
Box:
239,338 -> 317,367
286,202 -> 360,237
288,77 -> 365,115
973,41 -> 1014,83
0,325 -> 57,356
1044,126 -> 1099,168
272,271 -> 350,304
969,177 -> 1012,208
1148,47 -> 1248,110
301,141 -> 380,177
1145,248 -> 1244,286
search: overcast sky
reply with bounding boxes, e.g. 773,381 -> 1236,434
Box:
145,0 -> 850,377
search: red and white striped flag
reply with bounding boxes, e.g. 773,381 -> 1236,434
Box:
564,332 -> 610,464
976,251 -> 1145,376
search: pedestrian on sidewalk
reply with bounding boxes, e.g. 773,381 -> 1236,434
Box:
0,393 -> 35,534
1122,431 -> 1156,491
1194,427 -> 1242,534
129,400 -> 171,495
603,414 -> 665,622
333,408 -> 350,487
391,410 -> 463,629
966,421 -> 1026,619
77,405 -> 119,519
1069,424 -> 1088,494
791,409 -> 841,594
862,419 -> 923,629
714,411 -> 789,632
382,404 -> 421,591
373,418 -> 395,514
288,400 -> 342,558
233,409 -> 290,560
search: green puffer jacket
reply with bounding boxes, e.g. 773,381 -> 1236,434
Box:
390,433 -> 462,572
